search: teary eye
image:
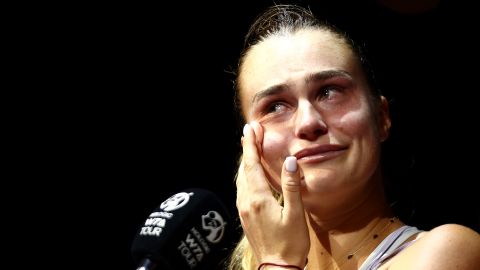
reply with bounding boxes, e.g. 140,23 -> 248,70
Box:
266,102 -> 287,113
318,85 -> 342,100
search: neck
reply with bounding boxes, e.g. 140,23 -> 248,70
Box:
304,174 -> 403,269
306,172 -> 389,230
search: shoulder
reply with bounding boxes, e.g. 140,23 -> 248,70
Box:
424,223 -> 479,244
421,224 -> 480,255
385,224 -> 480,270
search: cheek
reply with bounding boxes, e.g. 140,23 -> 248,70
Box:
262,131 -> 287,166
336,107 -> 382,180
336,108 -> 377,139
261,130 -> 288,185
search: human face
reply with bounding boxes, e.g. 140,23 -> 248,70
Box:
238,29 -> 389,198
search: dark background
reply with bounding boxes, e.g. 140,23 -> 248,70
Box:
28,0 -> 478,269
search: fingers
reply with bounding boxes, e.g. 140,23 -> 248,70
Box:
240,122 -> 270,193
242,121 -> 263,162
281,156 -> 305,221
236,126 -> 310,265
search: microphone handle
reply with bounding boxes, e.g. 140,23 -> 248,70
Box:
136,258 -> 157,270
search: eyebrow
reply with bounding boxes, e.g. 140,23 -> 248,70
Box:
251,84 -> 288,105
305,69 -> 353,84
251,69 -> 353,104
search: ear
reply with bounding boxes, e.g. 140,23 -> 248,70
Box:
379,96 -> 391,142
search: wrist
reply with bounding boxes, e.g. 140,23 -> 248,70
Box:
260,265 -> 305,270
260,266 -> 300,270
257,258 -> 308,270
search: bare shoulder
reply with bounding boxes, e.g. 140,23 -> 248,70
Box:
384,224 -> 480,270
423,224 -> 480,255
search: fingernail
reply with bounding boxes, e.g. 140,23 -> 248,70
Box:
243,124 -> 250,136
285,156 -> 297,172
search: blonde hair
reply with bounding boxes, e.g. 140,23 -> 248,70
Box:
227,235 -> 256,270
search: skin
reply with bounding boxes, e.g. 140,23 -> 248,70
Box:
236,28 -> 480,269
239,29 -> 389,213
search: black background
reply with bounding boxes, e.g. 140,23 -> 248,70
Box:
25,0 -> 479,269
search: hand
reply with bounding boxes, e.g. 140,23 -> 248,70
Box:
236,122 -> 310,267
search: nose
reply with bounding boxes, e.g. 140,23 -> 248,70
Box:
294,101 -> 327,140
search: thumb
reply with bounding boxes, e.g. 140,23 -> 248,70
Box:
281,156 -> 304,220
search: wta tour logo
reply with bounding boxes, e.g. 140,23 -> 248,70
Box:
177,209 -> 228,268
160,192 -> 193,212
201,211 -> 226,243
139,192 -> 193,237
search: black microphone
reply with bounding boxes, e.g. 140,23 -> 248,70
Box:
131,188 -> 234,270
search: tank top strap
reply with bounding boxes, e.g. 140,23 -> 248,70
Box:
359,225 -> 422,270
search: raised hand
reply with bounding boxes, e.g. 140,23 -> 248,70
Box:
236,122 -> 310,268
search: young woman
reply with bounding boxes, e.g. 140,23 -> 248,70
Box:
229,4 -> 480,270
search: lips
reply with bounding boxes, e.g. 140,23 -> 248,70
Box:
293,144 -> 348,163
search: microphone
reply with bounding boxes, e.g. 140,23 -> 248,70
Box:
131,188 -> 234,270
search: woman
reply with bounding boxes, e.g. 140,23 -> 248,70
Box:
229,4 -> 479,270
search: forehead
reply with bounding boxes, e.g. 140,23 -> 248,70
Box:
239,29 -> 358,103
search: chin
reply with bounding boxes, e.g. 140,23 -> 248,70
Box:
303,171 -> 342,194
